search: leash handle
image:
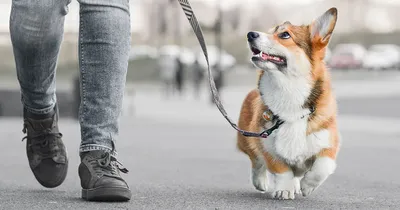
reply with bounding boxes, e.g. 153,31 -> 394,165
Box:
177,0 -> 276,138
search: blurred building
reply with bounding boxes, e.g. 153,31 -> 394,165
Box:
1,0 -> 400,39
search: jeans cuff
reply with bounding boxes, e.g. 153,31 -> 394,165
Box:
22,102 -> 55,115
79,144 -> 118,157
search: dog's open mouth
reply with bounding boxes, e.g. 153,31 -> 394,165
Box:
250,47 -> 286,65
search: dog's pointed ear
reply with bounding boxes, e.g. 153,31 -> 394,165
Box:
310,7 -> 337,47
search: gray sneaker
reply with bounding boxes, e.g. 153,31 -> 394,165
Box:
79,147 -> 131,201
22,105 -> 68,188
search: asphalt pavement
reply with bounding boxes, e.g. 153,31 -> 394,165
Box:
0,70 -> 399,210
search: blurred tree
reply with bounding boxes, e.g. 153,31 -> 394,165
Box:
158,4 -> 167,35
211,0 -> 224,104
173,0 -> 181,46
348,0 -> 369,32
231,7 -> 240,31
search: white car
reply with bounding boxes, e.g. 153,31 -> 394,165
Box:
325,47 -> 332,64
159,45 -> 181,57
179,47 -> 196,66
363,44 -> 400,70
330,44 -> 366,69
194,45 -> 236,71
129,45 -> 158,60
334,44 -> 366,61
121,88 -> 135,117
159,45 -> 196,66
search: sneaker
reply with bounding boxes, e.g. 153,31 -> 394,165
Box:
22,105 -> 68,188
79,147 -> 131,201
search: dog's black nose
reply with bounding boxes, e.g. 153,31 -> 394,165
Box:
247,31 -> 259,42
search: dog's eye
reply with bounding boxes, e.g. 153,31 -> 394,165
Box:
278,32 -> 291,39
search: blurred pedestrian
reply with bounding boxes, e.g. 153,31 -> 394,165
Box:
158,54 -> 177,99
210,63 -> 224,104
192,59 -> 204,99
9,0 -> 131,201
175,56 -> 185,97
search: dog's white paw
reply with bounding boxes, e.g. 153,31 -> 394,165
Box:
300,157 -> 337,197
252,166 -> 267,192
300,179 -> 317,197
271,190 -> 295,200
269,171 -> 296,200
252,172 -> 267,192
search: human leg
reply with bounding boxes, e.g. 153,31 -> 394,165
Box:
10,0 -> 71,188
77,0 -> 132,201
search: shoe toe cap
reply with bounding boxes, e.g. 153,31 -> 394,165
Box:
94,175 -> 129,189
33,158 -> 68,188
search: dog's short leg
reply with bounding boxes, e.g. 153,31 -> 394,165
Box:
251,157 -> 268,192
269,171 -> 296,200
300,156 -> 336,197
263,152 -> 296,200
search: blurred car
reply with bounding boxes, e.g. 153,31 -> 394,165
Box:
159,45 -> 196,66
324,47 -> 332,64
329,44 -> 366,69
362,44 -> 400,70
121,88 -> 135,117
129,45 -> 158,60
159,45 -> 181,57
194,45 -> 236,71
179,47 -> 196,66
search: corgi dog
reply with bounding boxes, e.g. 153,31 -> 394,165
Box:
237,8 -> 340,200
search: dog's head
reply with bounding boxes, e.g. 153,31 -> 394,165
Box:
248,8 -> 337,77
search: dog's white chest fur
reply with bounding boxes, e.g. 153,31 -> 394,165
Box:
259,72 -> 331,166
263,121 -> 331,166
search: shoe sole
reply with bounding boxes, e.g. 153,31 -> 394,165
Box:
82,187 -> 132,202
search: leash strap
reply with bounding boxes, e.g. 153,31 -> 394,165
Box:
177,0 -> 280,138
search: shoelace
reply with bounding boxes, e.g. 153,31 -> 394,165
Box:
96,152 -> 129,175
21,124 -> 63,156
93,139 -> 129,176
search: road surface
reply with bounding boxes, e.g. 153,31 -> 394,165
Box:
0,70 -> 399,210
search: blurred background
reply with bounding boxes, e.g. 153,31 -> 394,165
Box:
0,1 -> 399,208
1,0 -> 400,117
0,0 -> 400,117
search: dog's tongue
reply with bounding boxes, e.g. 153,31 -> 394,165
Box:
262,53 -> 283,62
261,53 -> 268,60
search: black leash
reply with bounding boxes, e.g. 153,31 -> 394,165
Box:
178,0 -> 282,138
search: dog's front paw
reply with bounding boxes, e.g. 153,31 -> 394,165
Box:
300,178 -> 317,197
300,157 -> 337,197
252,174 -> 267,192
271,190 -> 295,200
252,166 -> 267,192
269,172 -> 296,200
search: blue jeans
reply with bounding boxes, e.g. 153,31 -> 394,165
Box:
9,0 -> 131,155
